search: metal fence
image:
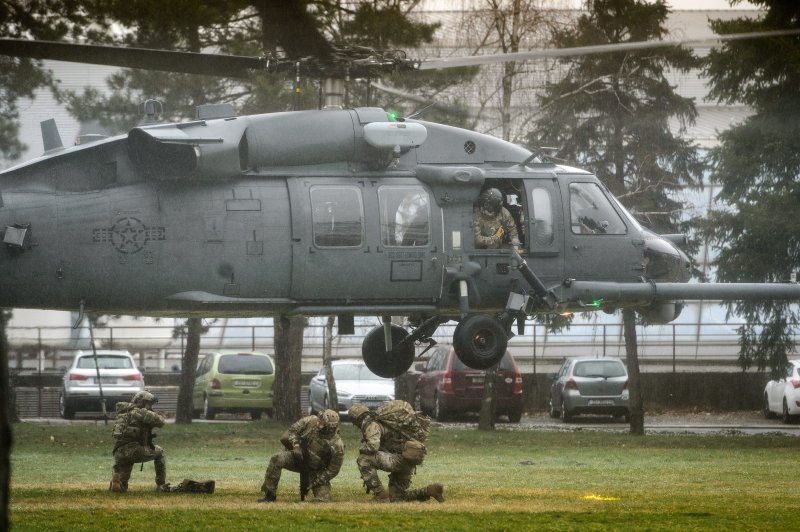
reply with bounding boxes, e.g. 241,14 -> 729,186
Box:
6,319 -> 791,374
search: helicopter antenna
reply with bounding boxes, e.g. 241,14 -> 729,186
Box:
406,103 -> 437,120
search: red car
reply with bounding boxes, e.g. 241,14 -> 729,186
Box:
413,346 -> 523,422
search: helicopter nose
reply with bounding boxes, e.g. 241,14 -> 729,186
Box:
643,234 -> 691,283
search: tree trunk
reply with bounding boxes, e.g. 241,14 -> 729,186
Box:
623,309 -> 644,435
478,364 -> 499,431
175,317 -> 202,424
1,309 -> 12,531
322,316 -> 337,413
273,315 -> 305,423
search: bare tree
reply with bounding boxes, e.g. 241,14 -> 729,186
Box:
322,316 -> 338,412
174,317 -> 205,424
273,316 -> 306,423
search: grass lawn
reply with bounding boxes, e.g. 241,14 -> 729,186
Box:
9,419 -> 797,530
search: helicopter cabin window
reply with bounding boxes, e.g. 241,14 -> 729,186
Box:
529,187 -> 554,246
569,182 -> 627,235
378,186 -> 430,247
310,186 -> 364,247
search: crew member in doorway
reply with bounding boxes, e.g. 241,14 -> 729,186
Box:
473,188 -> 520,249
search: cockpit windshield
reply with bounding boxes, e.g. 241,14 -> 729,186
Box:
569,182 -> 627,235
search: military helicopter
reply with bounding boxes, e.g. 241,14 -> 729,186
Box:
1,24 -> 799,379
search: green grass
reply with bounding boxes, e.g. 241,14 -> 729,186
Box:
9,420 -> 799,530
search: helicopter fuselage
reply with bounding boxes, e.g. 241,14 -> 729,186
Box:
0,107 -> 689,321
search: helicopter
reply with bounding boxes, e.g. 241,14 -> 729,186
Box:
1,26 -> 799,379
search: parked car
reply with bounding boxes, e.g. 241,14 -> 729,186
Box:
549,357 -> 630,422
59,350 -> 144,419
763,359 -> 800,423
413,345 -> 523,422
192,351 -> 275,420
308,359 -> 395,416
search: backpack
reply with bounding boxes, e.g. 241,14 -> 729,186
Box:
374,400 -> 430,443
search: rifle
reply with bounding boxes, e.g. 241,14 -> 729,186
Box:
281,431 -> 310,501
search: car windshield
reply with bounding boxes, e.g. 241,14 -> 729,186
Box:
573,360 -> 626,378
332,364 -> 384,380
77,355 -> 132,369
452,352 -> 515,371
218,354 -> 274,375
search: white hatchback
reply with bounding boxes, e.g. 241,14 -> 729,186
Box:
763,359 -> 800,423
59,350 -> 144,419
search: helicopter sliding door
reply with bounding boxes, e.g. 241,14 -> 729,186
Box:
290,177 -> 443,303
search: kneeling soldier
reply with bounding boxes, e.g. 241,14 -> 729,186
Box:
258,409 -> 344,502
110,390 -> 167,493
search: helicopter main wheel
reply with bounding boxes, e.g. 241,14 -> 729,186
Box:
452,313 -> 508,370
362,324 -> 415,378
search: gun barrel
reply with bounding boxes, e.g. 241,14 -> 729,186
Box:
564,281 -> 800,305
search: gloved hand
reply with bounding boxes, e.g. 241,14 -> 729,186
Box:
493,227 -> 505,239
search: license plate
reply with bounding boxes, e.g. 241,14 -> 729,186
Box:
470,376 -> 485,383
100,377 -> 118,384
234,380 -> 260,387
588,400 -> 614,406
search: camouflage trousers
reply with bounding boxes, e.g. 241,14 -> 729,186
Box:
112,443 -> 166,491
261,450 -> 332,502
356,451 -> 430,502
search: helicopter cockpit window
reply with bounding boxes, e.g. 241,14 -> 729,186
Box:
310,186 -> 364,247
569,182 -> 627,235
530,187 -> 554,246
379,186 -> 430,247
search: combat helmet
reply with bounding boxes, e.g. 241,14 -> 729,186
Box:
132,390 -> 158,407
318,409 -> 340,434
478,188 -> 503,216
348,404 -> 370,425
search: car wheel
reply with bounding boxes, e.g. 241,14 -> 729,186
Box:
59,392 -> 75,420
782,398 -> 793,424
560,398 -> 572,422
548,399 -> 559,419
203,396 -> 216,420
763,394 -> 774,419
413,392 -> 423,413
507,406 -> 522,423
433,393 -> 448,421
250,410 -> 263,421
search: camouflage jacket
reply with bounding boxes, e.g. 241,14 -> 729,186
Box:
286,415 -> 344,482
473,206 -> 519,249
112,401 -> 165,450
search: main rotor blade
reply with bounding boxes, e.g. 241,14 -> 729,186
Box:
0,39 -> 264,78
418,29 -> 800,70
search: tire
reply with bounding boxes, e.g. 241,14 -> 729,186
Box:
413,392 -> 423,414
203,396 -> 216,420
548,398 -> 560,419
250,410 -> 263,421
433,393 -> 448,421
453,314 -> 508,370
763,394 -> 775,419
362,324 -> 415,378
59,392 -> 75,420
507,406 -> 523,423
782,398 -> 793,424
560,398 -> 573,422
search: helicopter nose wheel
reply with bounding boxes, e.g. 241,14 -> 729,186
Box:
362,323 -> 415,378
453,313 -> 508,369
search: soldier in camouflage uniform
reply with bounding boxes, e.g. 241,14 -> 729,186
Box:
258,409 -> 344,503
109,390 -> 167,493
473,187 -> 520,249
349,403 -> 444,503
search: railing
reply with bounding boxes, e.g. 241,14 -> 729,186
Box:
6,319 -> 792,374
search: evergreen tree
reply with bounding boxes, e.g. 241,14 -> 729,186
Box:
528,0 -> 704,434
701,1 -> 800,377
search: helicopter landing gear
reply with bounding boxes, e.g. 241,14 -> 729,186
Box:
362,320 -> 415,378
452,313 -> 508,369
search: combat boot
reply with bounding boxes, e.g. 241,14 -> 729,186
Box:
371,489 -> 390,503
257,489 -> 277,503
155,483 -> 171,492
426,483 -> 445,503
109,473 -> 122,493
